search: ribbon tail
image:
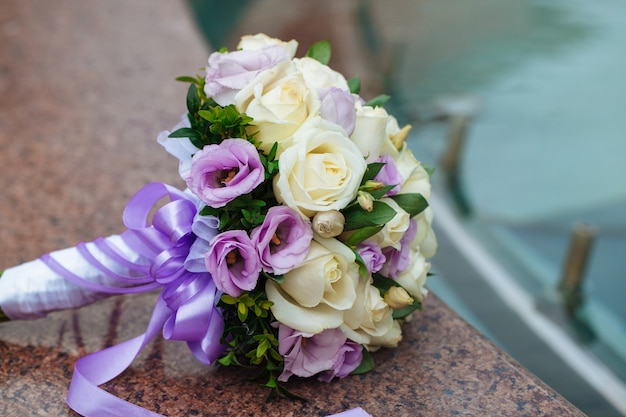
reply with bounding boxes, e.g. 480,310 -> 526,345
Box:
66,297 -> 172,417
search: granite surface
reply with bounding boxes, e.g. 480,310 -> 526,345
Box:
0,1 -> 587,416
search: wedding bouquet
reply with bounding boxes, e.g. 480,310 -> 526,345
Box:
0,34 -> 436,416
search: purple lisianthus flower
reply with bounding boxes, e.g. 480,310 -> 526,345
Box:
250,206 -> 313,275
318,87 -> 359,136
185,138 -> 264,208
204,45 -> 291,106
356,241 -> 386,274
277,324 -> 358,382
379,219 -> 417,278
317,339 -> 363,382
205,230 -> 261,297
375,154 -> 402,196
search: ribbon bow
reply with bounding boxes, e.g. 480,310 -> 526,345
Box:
39,182 -> 223,416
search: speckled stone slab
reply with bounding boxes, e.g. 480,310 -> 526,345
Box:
0,1 -> 586,416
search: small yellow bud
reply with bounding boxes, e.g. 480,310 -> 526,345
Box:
391,124 -> 412,150
384,286 -> 414,309
357,191 -> 374,212
362,180 -> 385,191
312,210 -> 345,238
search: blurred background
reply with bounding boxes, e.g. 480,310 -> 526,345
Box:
182,0 -> 626,415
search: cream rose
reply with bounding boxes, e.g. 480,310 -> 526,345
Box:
350,104 -> 389,162
265,237 -> 359,334
294,57 -> 350,90
395,146 -> 432,199
273,117 -> 367,218
395,250 -> 430,301
234,60 -> 320,155
380,115 -> 411,159
368,319 -> 403,350
370,197 -> 410,249
412,207 -> 438,258
237,33 -> 298,58
341,276 -> 393,345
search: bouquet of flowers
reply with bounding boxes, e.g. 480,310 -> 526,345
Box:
0,33 -> 436,416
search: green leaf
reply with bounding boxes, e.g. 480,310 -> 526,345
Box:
217,354 -> 232,366
392,299 -> 422,320
186,84 -> 200,115
389,193 -> 429,217
176,75 -> 200,84
342,200 -> 396,231
351,348 -> 375,375
237,302 -> 248,322
352,250 -> 370,280
221,294 -> 238,305
361,162 -> 386,183
347,77 -> 361,94
368,185 -> 397,200
365,94 -> 391,108
168,127 -> 199,139
306,40 -> 331,65
346,225 -> 384,247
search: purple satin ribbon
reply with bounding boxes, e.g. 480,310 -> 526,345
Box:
38,183 -> 223,416
42,182 -> 369,417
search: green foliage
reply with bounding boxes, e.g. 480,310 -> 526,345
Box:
389,193 -> 429,218
342,200 -> 396,231
216,288 -> 307,402
169,77 -> 254,148
347,77 -> 361,94
361,162 -> 386,183
198,105 -> 254,141
306,40 -> 331,65
346,225 -> 384,248
365,94 -> 391,108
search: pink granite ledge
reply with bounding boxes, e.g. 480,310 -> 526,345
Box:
0,1 -> 586,416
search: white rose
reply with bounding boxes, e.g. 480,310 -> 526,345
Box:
395,145 -> 432,199
237,33 -> 298,58
234,60 -> 320,155
370,197 -> 410,249
265,237 -> 359,334
380,115 -> 411,158
367,319 -> 403,350
341,276 -> 393,345
294,57 -> 350,90
396,250 -> 430,301
412,206 -> 437,258
350,104 -> 389,162
273,117 -> 367,218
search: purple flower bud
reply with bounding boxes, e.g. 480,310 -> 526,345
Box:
318,87 -> 359,136
250,206 -> 313,275
205,45 -> 291,106
185,139 -> 264,208
356,241 -> 386,274
204,230 -> 261,297
276,324 -> 361,382
375,154 -> 403,196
